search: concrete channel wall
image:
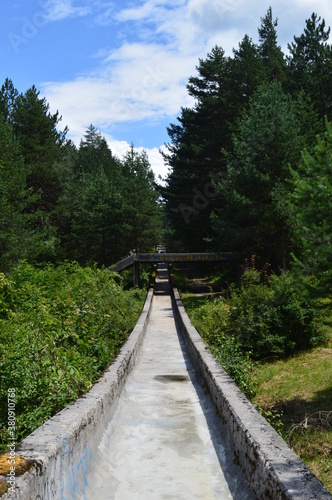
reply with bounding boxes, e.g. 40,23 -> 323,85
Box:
1,289 -> 154,500
171,287 -> 332,500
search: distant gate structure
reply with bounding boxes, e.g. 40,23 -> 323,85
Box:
110,252 -> 236,286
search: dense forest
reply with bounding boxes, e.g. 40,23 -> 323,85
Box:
0,83 -> 162,272
0,8 -> 331,290
162,8 -> 331,296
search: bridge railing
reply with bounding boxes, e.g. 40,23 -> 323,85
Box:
110,251 -> 238,286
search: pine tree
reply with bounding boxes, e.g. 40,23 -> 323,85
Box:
162,46 -> 232,250
12,85 -> 68,214
258,7 -> 287,82
289,118 -> 332,293
0,115 -> 37,270
0,78 -> 18,123
122,146 -> 161,253
227,35 -> 266,117
59,126 -> 126,265
211,82 -> 303,270
287,13 -> 332,120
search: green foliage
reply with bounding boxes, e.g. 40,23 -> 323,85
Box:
227,262 -> 323,358
0,115 -> 30,270
289,118 -> 332,295
181,262 -> 325,398
54,132 -> 162,266
0,79 -> 18,122
287,13 -> 332,120
121,145 -> 162,253
162,46 -> 233,250
12,85 -> 67,215
0,262 -> 145,451
182,295 -> 256,399
0,82 -> 162,269
211,81 -> 303,270
258,6 -> 287,82
162,7 -> 331,284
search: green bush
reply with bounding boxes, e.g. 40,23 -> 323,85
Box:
0,262 -> 145,451
183,297 -> 256,399
227,267 -> 323,358
181,264 -> 325,399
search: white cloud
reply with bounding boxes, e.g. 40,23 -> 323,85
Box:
115,0 -> 187,23
42,37 -> 196,142
188,0 -> 243,31
42,0 -> 91,21
40,0 -> 332,181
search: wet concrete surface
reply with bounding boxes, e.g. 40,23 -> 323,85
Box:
85,266 -> 255,499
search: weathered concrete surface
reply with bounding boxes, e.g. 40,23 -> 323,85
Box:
172,287 -> 332,499
0,289 -> 154,500
84,265 -> 255,499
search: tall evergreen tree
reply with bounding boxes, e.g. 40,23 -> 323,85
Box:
0,115 -> 37,270
258,7 -> 287,82
12,85 -> 68,214
122,146 -> 161,254
289,118 -> 332,294
211,82 -> 303,270
162,46 -> 233,250
227,35 -> 266,118
59,126 -> 126,265
287,13 -> 332,120
0,78 -> 18,123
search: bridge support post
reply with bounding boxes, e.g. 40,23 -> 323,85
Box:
133,260 -> 140,287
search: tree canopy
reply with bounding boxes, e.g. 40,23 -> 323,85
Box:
0,89 -> 162,271
0,6 -> 331,290
162,7 -> 332,283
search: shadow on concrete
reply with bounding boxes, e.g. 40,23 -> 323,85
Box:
154,264 -> 171,296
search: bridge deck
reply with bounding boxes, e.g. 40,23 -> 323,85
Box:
85,265 -> 254,499
111,252 -> 236,273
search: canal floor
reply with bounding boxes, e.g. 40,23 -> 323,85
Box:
85,266 -> 255,499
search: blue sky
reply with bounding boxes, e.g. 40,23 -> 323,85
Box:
1,0 -> 331,181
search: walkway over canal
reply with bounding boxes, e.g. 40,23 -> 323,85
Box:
85,264 -> 254,499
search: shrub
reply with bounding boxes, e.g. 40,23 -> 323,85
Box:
183,297 -> 256,399
0,262 -> 145,451
227,266 -> 323,358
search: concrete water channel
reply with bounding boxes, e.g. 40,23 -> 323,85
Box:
4,264 -> 331,499
84,265 -> 254,499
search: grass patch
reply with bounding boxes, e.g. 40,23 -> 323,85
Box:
252,336 -> 332,493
